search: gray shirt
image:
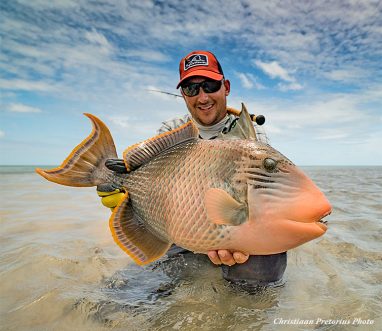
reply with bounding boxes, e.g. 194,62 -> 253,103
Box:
157,113 -> 269,143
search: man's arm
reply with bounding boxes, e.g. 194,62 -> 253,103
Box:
157,114 -> 191,134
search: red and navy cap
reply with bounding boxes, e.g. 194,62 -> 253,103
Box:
177,50 -> 224,88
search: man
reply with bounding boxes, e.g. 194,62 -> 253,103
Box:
98,50 -> 286,288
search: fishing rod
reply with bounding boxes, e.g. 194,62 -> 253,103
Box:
146,89 -> 182,98
147,89 -> 265,125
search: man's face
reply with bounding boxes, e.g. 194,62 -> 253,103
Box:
181,77 -> 230,126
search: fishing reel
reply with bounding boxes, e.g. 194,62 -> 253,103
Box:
250,114 -> 265,126
227,107 -> 265,126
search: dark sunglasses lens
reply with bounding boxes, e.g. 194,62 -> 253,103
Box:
202,80 -> 222,93
182,80 -> 222,96
182,83 -> 199,97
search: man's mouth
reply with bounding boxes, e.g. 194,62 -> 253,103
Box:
198,104 -> 214,112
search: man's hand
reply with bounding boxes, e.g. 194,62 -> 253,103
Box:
207,250 -> 249,266
96,159 -> 128,211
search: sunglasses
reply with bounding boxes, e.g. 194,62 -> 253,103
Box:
181,80 -> 223,97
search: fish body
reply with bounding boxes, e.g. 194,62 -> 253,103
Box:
125,138 -> 248,251
36,105 -> 331,265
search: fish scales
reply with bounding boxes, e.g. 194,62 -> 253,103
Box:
124,139 -> 248,252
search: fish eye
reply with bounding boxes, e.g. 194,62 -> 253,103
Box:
263,158 -> 277,172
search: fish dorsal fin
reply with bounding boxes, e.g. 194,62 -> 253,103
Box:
123,120 -> 199,171
205,188 -> 247,226
218,103 -> 258,140
110,193 -> 172,265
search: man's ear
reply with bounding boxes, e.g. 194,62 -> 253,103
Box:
224,79 -> 231,96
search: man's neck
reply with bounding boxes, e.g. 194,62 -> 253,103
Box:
195,115 -> 230,139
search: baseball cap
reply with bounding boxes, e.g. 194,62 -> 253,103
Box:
176,50 -> 224,88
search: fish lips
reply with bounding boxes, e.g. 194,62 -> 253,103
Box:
315,210 -> 332,231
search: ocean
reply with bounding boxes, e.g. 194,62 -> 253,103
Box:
0,165 -> 381,330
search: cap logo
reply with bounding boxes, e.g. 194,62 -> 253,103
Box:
184,54 -> 208,71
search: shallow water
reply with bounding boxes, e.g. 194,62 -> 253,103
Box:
1,166 -> 381,330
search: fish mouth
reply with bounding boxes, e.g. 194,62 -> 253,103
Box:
315,210 -> 331,230
288,210 -> 331,231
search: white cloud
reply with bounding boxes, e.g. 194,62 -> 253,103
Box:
107,116 -> 131,129
278,82 -> 303,91
2,0 -> 380,98
125,50 -> 169,63
84,29 -> 112,55
16,0 -> 77,9
1,0 -> 381,166
253,60 -> 302,91
235,72 -> 265,90
8,103 -> 42,113
323,69 -> 366,82
0,79 -> 57,92
232,83 -> 382,146
238,72 -> 253,89
85,29 -> 109,47
0,130 -> 5,138
254,60 -> 295,82
315,129 -> 350,141
240,1 -> 382,83
106,113 -> 166,138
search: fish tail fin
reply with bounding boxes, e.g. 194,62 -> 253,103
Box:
35,113 -> 118,187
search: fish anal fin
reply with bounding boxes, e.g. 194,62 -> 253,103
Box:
205,188 -> 247,226
36,113 -> 118,187
123,120 -> 199,171
110,193 -> 171,265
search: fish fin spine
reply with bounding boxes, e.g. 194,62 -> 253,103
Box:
123,120 -> 199,171
218,103 -> 258,141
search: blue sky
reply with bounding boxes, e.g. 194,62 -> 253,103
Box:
1,0 -> 381,165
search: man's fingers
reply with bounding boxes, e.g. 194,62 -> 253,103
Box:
208,250 -> 249,266
218,250 -> 236,266
233,251 -> 249,264
207,251 -> 221,265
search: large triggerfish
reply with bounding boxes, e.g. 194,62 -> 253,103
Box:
36,104 -> 331,265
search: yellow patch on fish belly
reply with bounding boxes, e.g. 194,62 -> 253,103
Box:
205,188 -> 247,226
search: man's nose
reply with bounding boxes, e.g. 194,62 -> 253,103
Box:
197,87 -> 209,102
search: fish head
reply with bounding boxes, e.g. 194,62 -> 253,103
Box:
237,142 -> 332,254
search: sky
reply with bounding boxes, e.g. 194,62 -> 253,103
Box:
1,0 -> 381,166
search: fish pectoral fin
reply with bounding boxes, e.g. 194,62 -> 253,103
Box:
109,193 -> 171,265
205,188 -> 247,226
